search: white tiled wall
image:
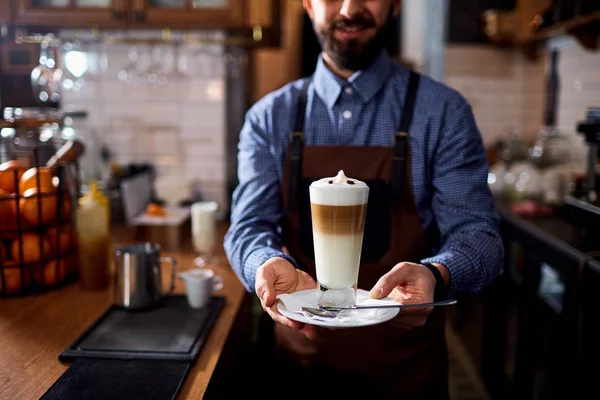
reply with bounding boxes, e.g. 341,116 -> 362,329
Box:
60,42 -> 229,210
63,38 -> 597,212
444,41 -> 599,166
551,38 -> 600,159
444,45 -> 545,148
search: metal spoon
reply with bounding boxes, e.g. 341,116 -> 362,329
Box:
301,299 -> 458,318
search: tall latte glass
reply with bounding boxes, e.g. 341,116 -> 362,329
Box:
310,170 -> 369,308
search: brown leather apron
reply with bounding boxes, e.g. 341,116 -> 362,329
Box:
274,71 -> 449,399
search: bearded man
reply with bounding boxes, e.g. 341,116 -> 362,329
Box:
224,1 -> 503,398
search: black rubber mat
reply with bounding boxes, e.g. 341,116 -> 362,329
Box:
40,359 -> 191,400
59,295 -> 224,362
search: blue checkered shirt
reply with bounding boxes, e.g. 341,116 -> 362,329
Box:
224,51 -> 503,298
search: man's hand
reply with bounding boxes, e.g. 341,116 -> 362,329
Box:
369,262 -> 440,330
255,257 -> 317,339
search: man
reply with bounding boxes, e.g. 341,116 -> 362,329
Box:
224,0 -> 504,398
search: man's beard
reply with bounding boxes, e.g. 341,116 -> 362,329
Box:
314,11 -> 391,71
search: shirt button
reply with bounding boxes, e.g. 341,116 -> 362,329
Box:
343,110 -> 352,119
345,87 -> 353,95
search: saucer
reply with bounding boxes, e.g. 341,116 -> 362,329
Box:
276,289 -> 400,328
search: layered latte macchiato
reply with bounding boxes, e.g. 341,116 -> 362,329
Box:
310,170 -> 369,307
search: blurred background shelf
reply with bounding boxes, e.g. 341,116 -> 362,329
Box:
483,2 -> 600,60
519,10 -> 600,58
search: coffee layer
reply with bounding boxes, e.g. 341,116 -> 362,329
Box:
310,203 -> 367,235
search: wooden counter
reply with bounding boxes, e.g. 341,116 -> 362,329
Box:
0,223 -> 246,400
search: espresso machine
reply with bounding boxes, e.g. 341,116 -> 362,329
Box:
562,107 -> 600,238
576,107 -> 600,204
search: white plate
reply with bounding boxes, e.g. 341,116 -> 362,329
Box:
276,289 -> 400,328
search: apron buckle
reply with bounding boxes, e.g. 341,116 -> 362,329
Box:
395,131 -> 408,140
290,131 -> 304,143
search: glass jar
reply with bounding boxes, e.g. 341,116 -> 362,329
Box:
529,126 -> 572,170
498,129 -> 528,167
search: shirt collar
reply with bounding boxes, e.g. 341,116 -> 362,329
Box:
313,50 -> 393,108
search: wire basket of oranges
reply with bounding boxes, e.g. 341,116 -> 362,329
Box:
0,147 -> 80,297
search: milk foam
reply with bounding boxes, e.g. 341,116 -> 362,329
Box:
310,170 -> 368,206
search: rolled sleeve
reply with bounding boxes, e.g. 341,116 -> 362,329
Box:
422,101 -> 504,298
223,101 -> 299,292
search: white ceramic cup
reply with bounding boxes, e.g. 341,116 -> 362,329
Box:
178,269 -> 224,309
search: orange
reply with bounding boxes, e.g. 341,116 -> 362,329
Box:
45,226 -> 75,253
36,260 -> 67,286
0,189 -> 17,232
0,267 -> 29,293
11,234 -> 51,264
19,188 -> 58,226
145,202 -> 166,217
61,194 -> 73,221
0,242 -> 15,266
19,167 -> 58,195
0,160 -> 27,194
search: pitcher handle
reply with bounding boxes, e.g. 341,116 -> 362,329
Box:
160,256 -> 178,298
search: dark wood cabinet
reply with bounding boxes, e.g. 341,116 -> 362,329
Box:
131,0 -> 245,28
15,0 -> 127,27
516,0 -> 551,41
516,0 -> 600,58
130,0 -> 276,29
12,0 -> 277,29
448,0 -> 516,44
0,0 -> 11,23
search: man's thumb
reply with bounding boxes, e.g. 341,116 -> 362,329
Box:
255,267 -> 276,307
369,272 -> 398,299
262,289 -> 274,305
256,284 -> 275,307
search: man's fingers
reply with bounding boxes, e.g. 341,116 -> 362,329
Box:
396,306 -> 433,317
369,274 -> 392,299
300,324 -> 317,340
257,292 -> 306,331
389,315 -> 428,329
399,316 -> 428,327
392,321 -> 415,330
266,304 -> 304,330
264,303 -> 316,338
369,264 -> 410,299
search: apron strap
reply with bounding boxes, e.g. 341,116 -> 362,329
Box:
287,78 -> 311,213
391,71 -> 421,212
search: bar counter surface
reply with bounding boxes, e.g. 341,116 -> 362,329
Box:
483,198 -> 600,399
0,223 -> 245,400
495,198 -> 600,275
